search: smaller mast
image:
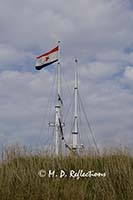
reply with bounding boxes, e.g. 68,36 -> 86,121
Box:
72,59 -> 78,150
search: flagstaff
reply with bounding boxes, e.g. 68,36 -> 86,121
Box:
55,41 -> 63,155
35,43 -> 64,155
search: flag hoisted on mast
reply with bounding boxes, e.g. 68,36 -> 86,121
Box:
35,42 -> 64,155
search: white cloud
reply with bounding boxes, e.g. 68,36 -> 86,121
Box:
123,66 -> 133,88
0,44 -> 34,70
0,0 -> 133,52
124,66 -> 133,79
85,62 -> 119,80
0,70 -> 55,146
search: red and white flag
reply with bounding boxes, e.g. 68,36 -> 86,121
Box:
35,46 -> 59,70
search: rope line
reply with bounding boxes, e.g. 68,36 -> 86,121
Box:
78,91 -> 100,155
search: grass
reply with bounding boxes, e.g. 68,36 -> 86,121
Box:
0,145 -> 133,200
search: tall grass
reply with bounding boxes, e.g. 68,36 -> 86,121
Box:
0,145 -> 133,200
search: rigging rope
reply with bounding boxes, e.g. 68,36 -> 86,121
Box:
37,69 -> 56,148
78,91 -> 100,155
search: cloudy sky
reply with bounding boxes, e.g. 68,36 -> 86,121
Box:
0,0 -> 133,151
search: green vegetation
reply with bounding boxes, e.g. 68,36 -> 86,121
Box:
0,146 -> 133,200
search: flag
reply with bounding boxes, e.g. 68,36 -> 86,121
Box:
35,46 -> 59,70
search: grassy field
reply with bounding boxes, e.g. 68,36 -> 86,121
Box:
0,146 -> 133,200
